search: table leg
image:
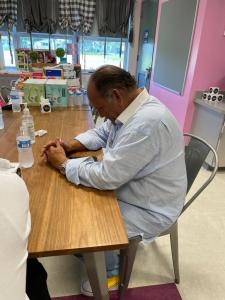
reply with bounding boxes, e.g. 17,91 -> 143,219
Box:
83,251 -> 109,300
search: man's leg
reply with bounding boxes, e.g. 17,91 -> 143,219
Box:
26,258 -> 51,300
105,250 -> 119,277
80,251 -> 120,296
76,252 -> 119,277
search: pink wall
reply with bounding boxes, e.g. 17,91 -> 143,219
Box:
149,0 -> 225,132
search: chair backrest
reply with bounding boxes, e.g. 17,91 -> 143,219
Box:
181,133 -> 218,214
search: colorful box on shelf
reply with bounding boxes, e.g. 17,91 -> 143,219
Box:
15,49 -> 30,71
16,49 -> 53,71
45,68 -> 63,78
32,71 -> 43,78
67,78 -> 80,87
24,79 -> 47,106
45,79 -> 68,107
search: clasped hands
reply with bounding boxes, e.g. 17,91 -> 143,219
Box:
40,138 -> 74,169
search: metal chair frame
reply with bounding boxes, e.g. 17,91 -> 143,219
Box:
118,133 -> 218,299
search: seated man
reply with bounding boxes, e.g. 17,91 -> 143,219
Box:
41,65 -> 187,296
0,161 -> 51,300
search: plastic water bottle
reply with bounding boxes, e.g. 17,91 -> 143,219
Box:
22,103 -> 35,144
82,89 -> 89,105
67,88 -> 75,107
74,90 -> 83,106
16,126 -> 34,168
0,106 -> 4,129
10,87 -> 21,112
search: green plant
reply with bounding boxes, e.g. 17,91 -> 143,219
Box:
29,51 -> 38,63
55,48 -> 65,58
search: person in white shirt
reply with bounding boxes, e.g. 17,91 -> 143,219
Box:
0,166 -> 51,300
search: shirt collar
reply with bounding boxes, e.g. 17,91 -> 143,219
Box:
116,88 -> 150,124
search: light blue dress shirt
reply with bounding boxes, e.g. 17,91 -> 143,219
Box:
65,88 -> 187,241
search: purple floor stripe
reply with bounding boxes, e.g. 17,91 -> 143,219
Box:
52,283 -> 182,300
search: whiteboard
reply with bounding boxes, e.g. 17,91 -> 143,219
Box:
152,0 -> 198,95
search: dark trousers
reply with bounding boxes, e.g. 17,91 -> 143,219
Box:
26,258 -> 51,300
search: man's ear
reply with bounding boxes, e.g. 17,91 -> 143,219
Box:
111,89 -> 123,106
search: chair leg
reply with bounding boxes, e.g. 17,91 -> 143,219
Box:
83,251 -> 109,300
118,236 -> 142,300
170,222 -> 180,284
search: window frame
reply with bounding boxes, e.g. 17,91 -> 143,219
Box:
79,35 -> 128,71
0,31 -> 128,71
0,31 -> 17,68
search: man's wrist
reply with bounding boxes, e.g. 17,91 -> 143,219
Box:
58,159 -> 70,175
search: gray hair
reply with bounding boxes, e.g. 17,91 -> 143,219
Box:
90,65 -> 137,98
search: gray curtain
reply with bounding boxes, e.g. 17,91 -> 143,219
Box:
96,0 -> 134,37
20,0 -> 58,34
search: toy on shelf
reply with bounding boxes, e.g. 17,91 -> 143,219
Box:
47,54 -> 56,64
15,49 -> 57,71
29,51 -> 38,63
56,48 -> 66,63
202,86 -> 224,102
16,49 -> 30,71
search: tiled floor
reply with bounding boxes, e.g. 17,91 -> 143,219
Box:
40,168 -> 225,300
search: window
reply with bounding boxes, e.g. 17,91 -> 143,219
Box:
0,31 -> 128,70
18,34 -> 72,51
79,36 -> 127,70
17,33 -> 73,64
1,34 -> 16,68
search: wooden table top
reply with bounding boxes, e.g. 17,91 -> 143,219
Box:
0,107 -> 128,257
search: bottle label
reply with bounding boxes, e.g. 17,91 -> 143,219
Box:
11,95 -> 20,100
17,139 -> 31,148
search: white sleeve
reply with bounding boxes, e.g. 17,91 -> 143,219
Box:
75,120 -> 111,150
66,129 -> 157,190
0,173 -> 31,300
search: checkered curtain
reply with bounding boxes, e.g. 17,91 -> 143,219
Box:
59,0 -> 96,34
0,0 -> 17,30
0,0 -> 17,63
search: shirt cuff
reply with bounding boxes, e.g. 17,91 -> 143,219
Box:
65,156 -> 95,185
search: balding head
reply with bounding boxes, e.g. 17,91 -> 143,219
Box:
89,65 -> 137,97
87,65 -> 140,123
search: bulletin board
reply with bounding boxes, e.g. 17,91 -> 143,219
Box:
152,0 -> 198,95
